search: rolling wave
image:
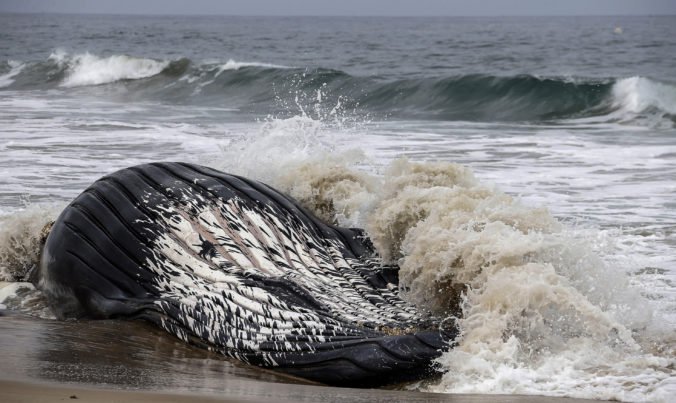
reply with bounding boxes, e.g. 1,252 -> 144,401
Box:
1,52 -> 675,124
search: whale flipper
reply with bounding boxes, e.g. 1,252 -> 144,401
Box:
38,162 -> 454,385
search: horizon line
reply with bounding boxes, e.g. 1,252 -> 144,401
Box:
2,10 -> 675,18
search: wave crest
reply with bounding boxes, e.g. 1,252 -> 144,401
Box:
216,59 -> 289,73
50,51 -> 170,87
2,52 -> 675,126
609,76 -> 676,126
0,60 -> 25,88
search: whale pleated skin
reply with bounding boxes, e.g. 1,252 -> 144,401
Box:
37,162 -> 454,385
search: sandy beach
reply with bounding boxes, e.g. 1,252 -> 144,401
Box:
0,312 -> 603,403
0,379 -> 604,403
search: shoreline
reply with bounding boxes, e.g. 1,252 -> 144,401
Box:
0,311 -> 603,403
0,378 -> 603,403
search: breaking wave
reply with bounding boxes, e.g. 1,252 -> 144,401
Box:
1,52 -> 675,125
0,115 -> 674,400
1,46 -> 675,398
52,51 -> 171,87
275,160 -> 674,402
0,60 -> 25,88
205,116 -> 675,401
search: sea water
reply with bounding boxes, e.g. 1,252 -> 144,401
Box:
0,13 -> 675,401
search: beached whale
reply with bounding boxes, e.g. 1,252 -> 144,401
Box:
36,162 -> 453,385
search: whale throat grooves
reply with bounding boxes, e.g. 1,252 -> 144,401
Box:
37,162 -> 453,385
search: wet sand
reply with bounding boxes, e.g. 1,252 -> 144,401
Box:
0,311 -> 601,403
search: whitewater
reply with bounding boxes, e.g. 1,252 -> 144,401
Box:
1,13 -> 675,402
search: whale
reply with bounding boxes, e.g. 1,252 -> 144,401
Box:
36,162 -> 454,386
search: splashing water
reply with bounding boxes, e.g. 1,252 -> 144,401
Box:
0,65 -> 674,400
50,51 -> 170,88
0,60 -> 25,88
0,204 -> 62,282
277,156 -> 674,401
204,113 -> 674,400
2,14 -> 676,400
8,51 -> 676,127
0,204 -> 61,319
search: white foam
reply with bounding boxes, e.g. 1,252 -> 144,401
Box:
213,116 -> 674,400
0,60 -> 25,88
56,52 -> 170,87
0,281 -> 55,319
0,204 -> 61,282
2,71 -> 674,400
215,59 -> 289,76
270,156 -> 675,402
611,76 -> 676,119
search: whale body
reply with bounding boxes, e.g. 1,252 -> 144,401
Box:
37,162 -> 453,385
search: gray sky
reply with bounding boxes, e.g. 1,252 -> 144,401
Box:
1,0 -> 675,16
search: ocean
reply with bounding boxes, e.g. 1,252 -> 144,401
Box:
0,13 -> 675,401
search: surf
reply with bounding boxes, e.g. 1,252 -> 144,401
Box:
2,52 -> 675,127
0,120 -> 674,398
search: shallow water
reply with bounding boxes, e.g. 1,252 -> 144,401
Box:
0,311 -> 295,389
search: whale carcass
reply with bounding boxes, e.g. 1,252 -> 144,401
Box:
37,162 -> 454,385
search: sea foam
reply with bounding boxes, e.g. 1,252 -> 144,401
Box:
216,59 -> 289,74
0,205 -> 61,282
609,77 -> 676,126
0,111 -> 673,400
292,157 -> 673,402
208,115 -> 674,402
52,51 -> 170,87
0,60 -> 25,88
612,77 -> 676,115
4,51 -> 676,128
